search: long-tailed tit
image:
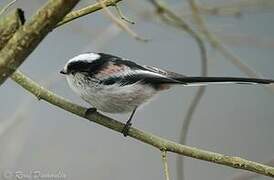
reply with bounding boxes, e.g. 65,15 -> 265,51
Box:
60,52 -> 274,136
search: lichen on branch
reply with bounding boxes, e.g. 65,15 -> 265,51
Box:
0,0 -> 80,86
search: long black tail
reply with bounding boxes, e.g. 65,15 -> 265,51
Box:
174,77 -> 274,86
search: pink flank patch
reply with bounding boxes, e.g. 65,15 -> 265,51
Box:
100,64 -> 128,77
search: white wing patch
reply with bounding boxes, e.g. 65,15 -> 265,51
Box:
134,70 -> 168,78
142,65 -> 169,76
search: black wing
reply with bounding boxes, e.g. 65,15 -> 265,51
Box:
99,60 -> 274,86
101,65 -> 184,86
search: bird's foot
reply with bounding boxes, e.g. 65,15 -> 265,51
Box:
121,122 -> 132,137
85,108 -> 97,117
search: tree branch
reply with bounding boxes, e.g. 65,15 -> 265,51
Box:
232,158 -> 274,180
10,70 -> 274,178
161,151 -> 171,180
56,0 -> 122,27
97,0 -> 147,41
0,0 -> 80,86
0,8 -> 25,51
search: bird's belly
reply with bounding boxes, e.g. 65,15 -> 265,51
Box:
80,84 -> 157,113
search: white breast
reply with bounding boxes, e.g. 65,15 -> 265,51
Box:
66,73 -> 158,113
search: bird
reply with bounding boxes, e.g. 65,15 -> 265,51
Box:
60,52 -> 274,136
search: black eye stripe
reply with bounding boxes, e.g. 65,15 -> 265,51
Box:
67,61 -> 88,72
67,59 -> 107,75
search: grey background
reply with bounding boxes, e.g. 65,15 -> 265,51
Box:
0,0 -> 273,180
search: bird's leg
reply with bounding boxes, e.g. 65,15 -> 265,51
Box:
122,107 -> 137,137
85,107 -> 97,117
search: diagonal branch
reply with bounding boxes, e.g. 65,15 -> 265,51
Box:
56,0 -> 122,27
232,158 -> 274,180
0,0 -> 80,86
161,151 -> 171,180
10,70 -> 274,178
97,0 -> 147,41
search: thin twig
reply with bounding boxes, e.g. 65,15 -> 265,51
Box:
113,2 -> 135,24
56,0 -> 122,27
98,0 -> 147,41
147,1 -> 208,180
0,0 -> 17,16
198,0 -> 274,17
161,151 -> 171,180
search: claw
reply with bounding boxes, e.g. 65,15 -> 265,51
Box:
85,108 -> 97,117
121,122 -> 132,137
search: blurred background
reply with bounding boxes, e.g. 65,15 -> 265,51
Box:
0,0 -> 274,179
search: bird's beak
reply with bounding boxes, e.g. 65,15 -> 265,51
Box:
60,69 -> 67,75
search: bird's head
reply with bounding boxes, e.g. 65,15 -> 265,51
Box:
60,52 -> 103,75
